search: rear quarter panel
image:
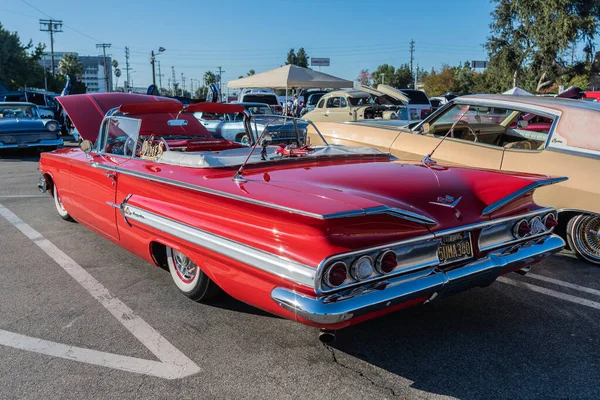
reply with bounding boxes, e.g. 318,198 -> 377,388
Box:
501,148 -> 599,214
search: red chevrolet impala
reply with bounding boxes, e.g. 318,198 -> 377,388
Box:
38,93 -> 565,341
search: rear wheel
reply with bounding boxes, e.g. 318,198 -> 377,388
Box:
166,247 -> 220,301
53,184 -> 73,221
566,214 -> 600,265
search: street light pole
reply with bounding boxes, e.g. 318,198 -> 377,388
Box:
151,47 -> 165,87
151,50 -> 156,86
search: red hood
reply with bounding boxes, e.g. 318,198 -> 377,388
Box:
57,93 -> 178,141
235,159 -> 557,230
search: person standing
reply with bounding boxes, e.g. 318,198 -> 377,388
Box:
292,94 -> 299,117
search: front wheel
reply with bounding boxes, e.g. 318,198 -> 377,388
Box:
166,247 -> 221,301
53,184 -> 73,221
566,214 -> 600,265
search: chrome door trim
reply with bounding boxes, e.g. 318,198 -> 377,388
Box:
123,204 -> 317,288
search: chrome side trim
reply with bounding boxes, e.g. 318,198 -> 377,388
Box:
434,207 -> 554,237
482,178 -> 568,216
121,204 -> 316,288
90,162 -> 437,225
272,235 -> 565,325
557,208 -> 600,217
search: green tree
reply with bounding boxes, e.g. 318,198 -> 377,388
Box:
0,23 -> 46,90
372,64 -> 395,85
454,61 -> 475,94
285,48 -> 296,65
393,64 -> 413,88
485,0 -> 600,92
57,53 -> 83,80
296,48 -> 309,68
204,71 -> 216,86
247,69 -> 255,76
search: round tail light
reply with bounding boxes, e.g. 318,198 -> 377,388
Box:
350,256 -> 374,281
324,262 -> 347,288
544,214 -> 558,230
529,216 -> 546,235
377,250 -> 397,274
513,219 -> 531,238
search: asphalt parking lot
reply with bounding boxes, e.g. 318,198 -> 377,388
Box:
1,144 -> 599,400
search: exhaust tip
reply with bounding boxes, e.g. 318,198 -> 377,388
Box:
515,266 -> 531,276
318,330 -> 336,344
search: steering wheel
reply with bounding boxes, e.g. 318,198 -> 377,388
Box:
452,120 -> 479,143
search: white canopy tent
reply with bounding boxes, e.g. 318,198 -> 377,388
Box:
503,87 -> 533,96
227,65 -> 353,102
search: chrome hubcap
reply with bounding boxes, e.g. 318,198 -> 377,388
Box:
56,190 -> 66,211
575,216 -> 600,261
172,250 -> 197,282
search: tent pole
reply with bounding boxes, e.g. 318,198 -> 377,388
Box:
286,86 -> 288,115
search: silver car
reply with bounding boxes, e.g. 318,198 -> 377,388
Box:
194,102 -> 307,146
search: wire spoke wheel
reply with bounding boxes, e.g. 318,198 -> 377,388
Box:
568,215 -> 600,265
172,250 -> 198,283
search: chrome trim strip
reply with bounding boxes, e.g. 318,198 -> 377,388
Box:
272,235 -> 565,325
557,208 -> 600,217
122,204 -> 316,288
545,147 -> 600,160
434,207 -> 554,237
90,162 -> 437,225
482,178 -> 568,216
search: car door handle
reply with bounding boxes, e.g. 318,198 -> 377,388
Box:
104,172 -> 116,180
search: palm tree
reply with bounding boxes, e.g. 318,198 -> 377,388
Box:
114,68 -> 122,90
58,53 -> 83,80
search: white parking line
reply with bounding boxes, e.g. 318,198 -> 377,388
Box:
0,195 -> 48,198
526,273 -> 600,297
0,203 -> 201,379
498,277 -> 600,311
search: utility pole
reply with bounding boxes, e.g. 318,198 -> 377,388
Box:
124,47 -> 131,91
96,43 -> 112,92
181,73 -> 186,95
157,61 -> 163,91
409,39 -> 415,89
171,66 -> 177,95
39,19 -> 63,76
217,66 -> 225,102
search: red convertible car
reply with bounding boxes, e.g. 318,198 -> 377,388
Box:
38,93 -> 566,341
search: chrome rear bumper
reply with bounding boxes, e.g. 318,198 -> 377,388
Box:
271,235 -> 564,325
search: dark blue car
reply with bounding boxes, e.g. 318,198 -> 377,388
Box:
0,102 -> 63,151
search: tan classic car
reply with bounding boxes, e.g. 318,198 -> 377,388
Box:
303,85 -> 409,123
308,95 -> 600,264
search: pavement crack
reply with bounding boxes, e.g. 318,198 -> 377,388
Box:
323,343 -> 401,398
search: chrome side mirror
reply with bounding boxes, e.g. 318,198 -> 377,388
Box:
80,139 -> 93,158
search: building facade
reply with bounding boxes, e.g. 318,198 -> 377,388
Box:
39,53 -> 113,93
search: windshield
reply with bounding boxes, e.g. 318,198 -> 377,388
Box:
245,105 -> 276,115
242,94 -> 279,105
0,104 -> 40,119
401,90 -> 430,104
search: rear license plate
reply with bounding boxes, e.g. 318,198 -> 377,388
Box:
437,232 -> 473,265
17,142 -> 28,148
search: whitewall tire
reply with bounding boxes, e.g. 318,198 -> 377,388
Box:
53,185 -> 73,221
166,247 -> 220,301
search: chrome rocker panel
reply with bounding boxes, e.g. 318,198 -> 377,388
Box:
271,234 -> 565,325
0,138 -> 63,149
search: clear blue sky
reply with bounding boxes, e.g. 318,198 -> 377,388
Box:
1,0 -> 596,90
